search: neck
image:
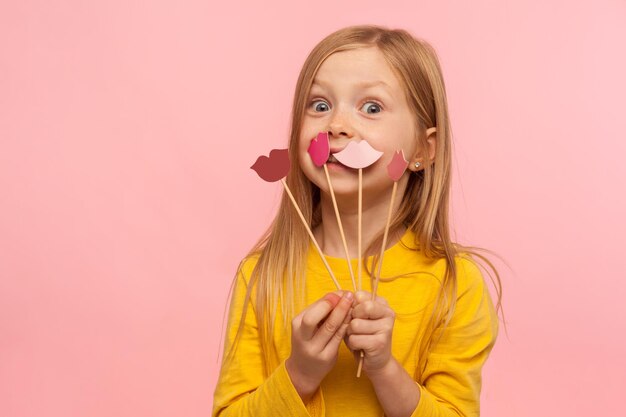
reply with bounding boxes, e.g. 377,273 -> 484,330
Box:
313,184 -> 407,259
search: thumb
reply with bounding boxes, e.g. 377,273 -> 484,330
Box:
342,307 -> 354,350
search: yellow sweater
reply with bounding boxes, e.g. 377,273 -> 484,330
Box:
213,229 -> 498,417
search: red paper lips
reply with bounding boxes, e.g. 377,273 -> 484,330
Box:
250,149 -> 290,182
250,147 -> 342,291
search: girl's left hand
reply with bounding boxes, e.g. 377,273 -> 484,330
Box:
344,290 -> 396,374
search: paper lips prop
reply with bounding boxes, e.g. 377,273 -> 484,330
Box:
250,147 -> 342,291
250,149 -> 290,182
387,150 -> 409,181
307,132 -> 330,167
333,140 -> 383,169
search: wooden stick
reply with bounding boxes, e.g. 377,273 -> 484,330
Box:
323,164 -> 357,292
356,350 -> 365,377
358,168 -> 363,291
356,168 -> 365,377
372,181 -> 397,299
357,181 -> 398,377
280,179 -> 341,291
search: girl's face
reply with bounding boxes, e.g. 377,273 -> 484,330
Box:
299,46 -> 420,198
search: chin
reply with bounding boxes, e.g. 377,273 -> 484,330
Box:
322,180 -> 360,197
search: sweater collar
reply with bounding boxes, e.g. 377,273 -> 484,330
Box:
306,227 -> 421,288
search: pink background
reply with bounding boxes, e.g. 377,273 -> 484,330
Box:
1,1 -> 625,416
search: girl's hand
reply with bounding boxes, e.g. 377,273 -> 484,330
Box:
286,291 -> 354,401
344,290 -> 396,375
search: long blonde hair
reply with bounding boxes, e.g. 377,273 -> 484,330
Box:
222,24 -> 504,383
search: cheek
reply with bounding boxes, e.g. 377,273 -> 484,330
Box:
297,140 -> 313,170
400,124 -> 419,154
299,136 -> 310,155
296,144 -> 321,185
298,131 -> 315,158
382,137 -> 416,163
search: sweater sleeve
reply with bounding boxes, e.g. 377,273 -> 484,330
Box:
410,257 -> 499,417
212,259 -> 326,417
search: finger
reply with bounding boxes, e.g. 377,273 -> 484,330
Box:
320,291 -> 348,323
352,300 -> 393,320
345,334 -> 364,352
322,304 -> 352,355
323,292 -> 343,309
355,291 -> 371,304
355,290 -> 389,306
346,334 -> 382,354
347,318 -> 387,336
300,292 -> 349,340
342,307 -> 354,345
311,292 -> 354,347
373,294 -> 389,306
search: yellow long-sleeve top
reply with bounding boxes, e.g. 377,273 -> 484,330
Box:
213,228 -> 498,417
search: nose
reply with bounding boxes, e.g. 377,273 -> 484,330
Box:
327,109 -> 354,140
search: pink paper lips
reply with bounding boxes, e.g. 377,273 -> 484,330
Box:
333,140 -> 383,169
250,149 -> 290,182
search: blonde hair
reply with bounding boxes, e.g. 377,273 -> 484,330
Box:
221,24 -> 504,383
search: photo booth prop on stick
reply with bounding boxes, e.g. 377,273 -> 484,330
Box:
308,131 -> 357,292
251,149 -> 341,290
250,142 -> 406,378
331,140 -> 384,378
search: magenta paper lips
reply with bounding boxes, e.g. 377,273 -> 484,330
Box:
333,140 -> 383,169
307,132 -> 330,167
250,149 -> 290,182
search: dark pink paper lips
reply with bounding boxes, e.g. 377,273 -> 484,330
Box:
250,149 -> 290,182
307,132 -> 330,167
387,150 -> 409,181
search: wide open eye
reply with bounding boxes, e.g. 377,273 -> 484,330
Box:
310,99 -> 330,112
361,101 -> 382,114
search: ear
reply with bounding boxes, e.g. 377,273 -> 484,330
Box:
409,127 -> 437,171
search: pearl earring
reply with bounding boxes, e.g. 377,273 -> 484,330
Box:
414,162 -> 421,169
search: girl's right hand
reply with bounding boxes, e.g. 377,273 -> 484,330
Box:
285,290 -> 354,402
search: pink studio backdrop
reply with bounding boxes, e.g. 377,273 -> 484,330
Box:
1,1 -> 625,416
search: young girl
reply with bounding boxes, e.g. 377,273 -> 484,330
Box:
212,25 -> 502,417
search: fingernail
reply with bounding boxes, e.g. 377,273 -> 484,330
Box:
344,292 -> 354,300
